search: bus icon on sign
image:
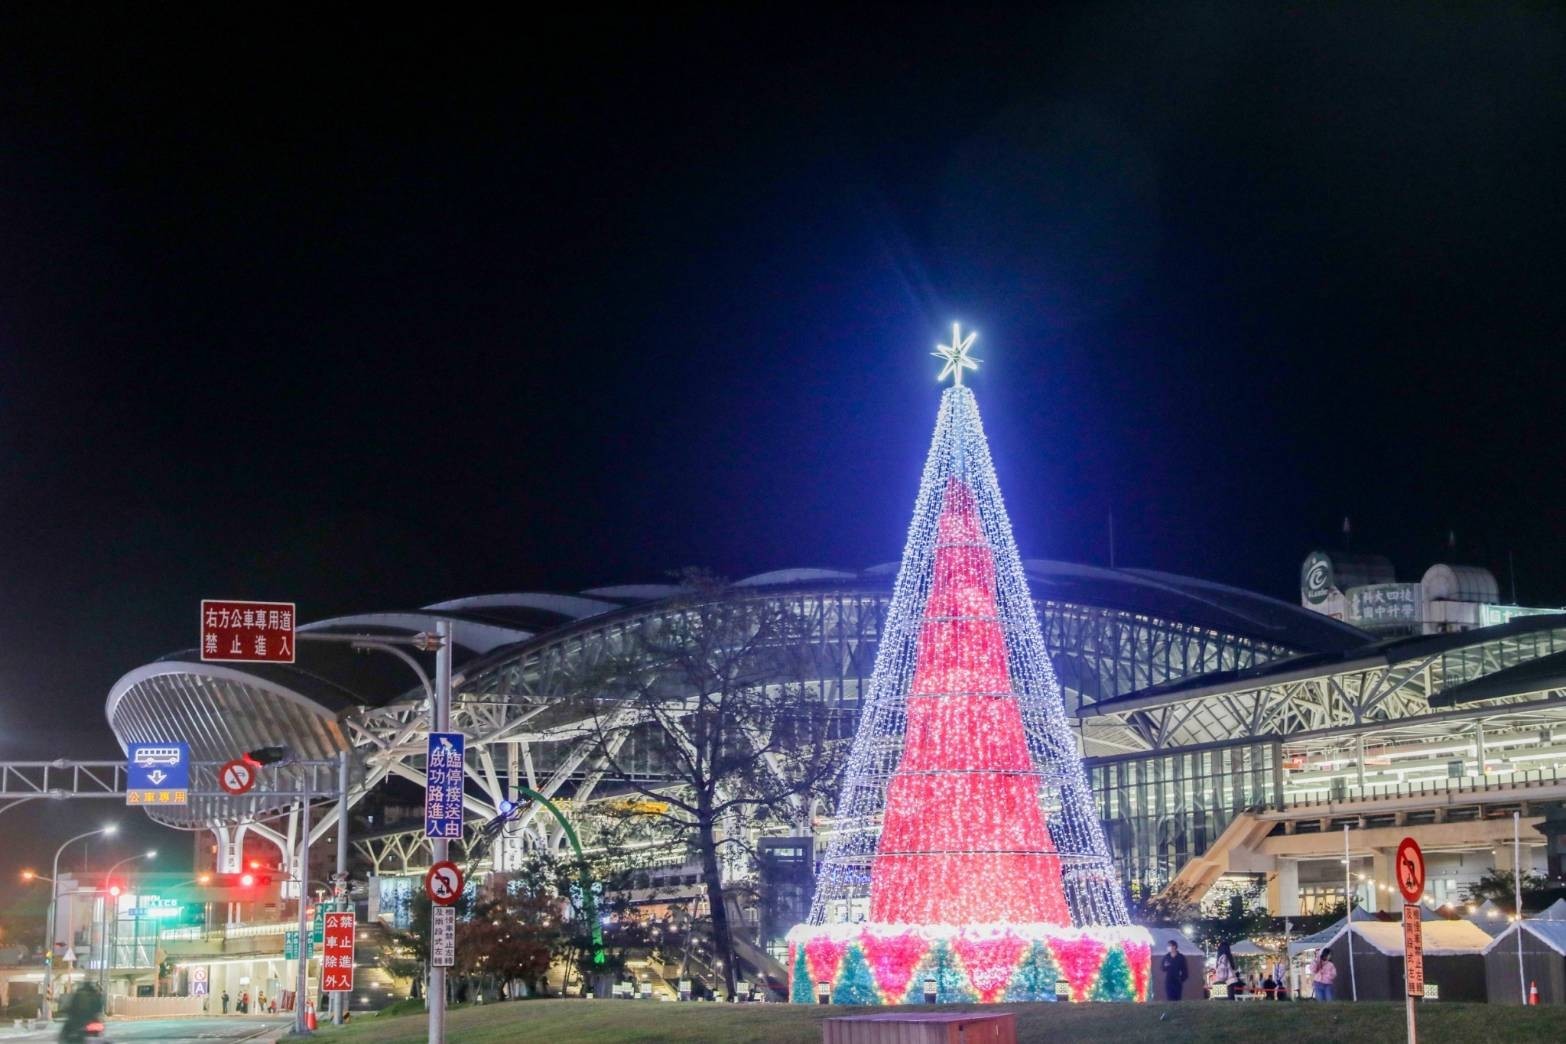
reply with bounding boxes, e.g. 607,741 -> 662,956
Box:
133,747 -> 184,767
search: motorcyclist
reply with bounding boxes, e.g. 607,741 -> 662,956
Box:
59,982 -> 104,1043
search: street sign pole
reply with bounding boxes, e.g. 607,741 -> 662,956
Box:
429,619 -> 452,1044
333,749 -> 349,1026
1397,836 -> 1426,1044
294,776 -> 313,1037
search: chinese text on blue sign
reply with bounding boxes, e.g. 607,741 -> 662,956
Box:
425,732 -> 465,839
126,742 -> 190,806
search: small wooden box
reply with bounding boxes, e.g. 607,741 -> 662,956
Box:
822,1010 -> 1018,1044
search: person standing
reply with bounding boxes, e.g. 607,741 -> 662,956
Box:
1311,948 -> 1338,1001
1270,957 -> 1289,999
221,990 -> 230,1014
1161,939 -> 1189,1001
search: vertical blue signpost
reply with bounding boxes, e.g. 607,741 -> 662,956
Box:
126,742 -> 191,806
425,733 -> 465,840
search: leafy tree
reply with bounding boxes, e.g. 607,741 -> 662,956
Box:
576,574 -> 838,999
386,889 -> 474,999
1464,867 -> 1551,912
1127,881 -> 1199,924
457,888 -> 557,998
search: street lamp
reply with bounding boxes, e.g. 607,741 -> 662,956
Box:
42,824 -> 118,1021
98,850 -> 157,996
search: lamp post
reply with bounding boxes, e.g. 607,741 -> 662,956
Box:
41,824 -> 118,1021
98,850 -> 156,997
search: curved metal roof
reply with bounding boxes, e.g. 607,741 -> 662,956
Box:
106,560 -> 1369,830
1023,560 -> 1368,651
106,661 -> 354,829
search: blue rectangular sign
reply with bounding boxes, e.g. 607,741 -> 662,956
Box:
126,742 -> 190,806
424,732 -> 465,840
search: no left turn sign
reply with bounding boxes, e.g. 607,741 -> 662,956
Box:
425,860 -> 464,906
218,758 -> 257,796
1396,836 -> 1425,904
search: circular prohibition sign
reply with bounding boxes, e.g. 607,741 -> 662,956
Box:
425,860 -> 464,906
218,757 -> 258,796
1396,836 -> 1426,904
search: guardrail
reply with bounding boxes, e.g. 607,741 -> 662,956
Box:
159,920 -> 294,942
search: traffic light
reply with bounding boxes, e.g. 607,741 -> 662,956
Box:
106,881 -> 123,898
245,746 -> 289,766
206,871 -> 274,891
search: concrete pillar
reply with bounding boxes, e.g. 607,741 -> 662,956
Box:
1270,860 -> 1301,916
1370,848 -> 1396,913
213,825 -> 242,873
1493,843 -> 1515,873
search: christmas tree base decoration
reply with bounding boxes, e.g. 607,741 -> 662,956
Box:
790,328 -> 1151,1004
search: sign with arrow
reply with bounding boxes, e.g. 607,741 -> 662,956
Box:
126,742 -> 190,806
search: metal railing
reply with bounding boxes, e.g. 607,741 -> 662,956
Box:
1283,765 -> 1565,809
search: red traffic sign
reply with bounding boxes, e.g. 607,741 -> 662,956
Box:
322,911 -> 356,993
1397,837 -> 1426,903
201,600 -> 296,663
218,758 -> 258,796
425,860 -> 464,906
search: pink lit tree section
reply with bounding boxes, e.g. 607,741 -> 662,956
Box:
869,477 -> 1070,927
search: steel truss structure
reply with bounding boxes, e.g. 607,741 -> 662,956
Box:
1085,614 -> 1566,758
333,574 -> 1316,878
105,565 -> 1566,908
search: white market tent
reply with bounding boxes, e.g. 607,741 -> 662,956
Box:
1295,919 -> 1492,1002
1483,911 -> 1566,1004
1287,907 -> 1376,957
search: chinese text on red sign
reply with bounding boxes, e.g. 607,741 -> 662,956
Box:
200,600 -> 296,663
321,911 -> 355,993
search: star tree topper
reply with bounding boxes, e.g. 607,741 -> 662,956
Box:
933,323 -> 979,385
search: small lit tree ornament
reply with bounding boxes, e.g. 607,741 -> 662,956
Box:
787,327 -> 1151,1003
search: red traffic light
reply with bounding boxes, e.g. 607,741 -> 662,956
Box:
107,883 -> 123,897
240,872 -> 256,887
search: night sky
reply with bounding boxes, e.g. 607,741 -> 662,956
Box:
2,6 -> 1564,877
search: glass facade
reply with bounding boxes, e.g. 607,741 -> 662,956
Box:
1087,739 -> 1281,896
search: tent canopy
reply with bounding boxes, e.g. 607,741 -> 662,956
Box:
1321,920 -> 1491,957
1537,898 -> 1566,921
1229,940 -> 1270,957
1288,908 -> 1376,956
1483,918 -> 1566,956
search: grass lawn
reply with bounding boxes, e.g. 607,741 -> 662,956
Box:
315,998 -> 1566,1043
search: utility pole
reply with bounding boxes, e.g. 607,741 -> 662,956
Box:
429,619 -> 452,1044
1343,824 -> 1357,1001
294,773 -> 313,1037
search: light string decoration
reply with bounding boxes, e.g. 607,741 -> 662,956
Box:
789,331 -> 1148,1004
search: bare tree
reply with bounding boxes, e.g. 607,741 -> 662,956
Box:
577,574 -> 837,999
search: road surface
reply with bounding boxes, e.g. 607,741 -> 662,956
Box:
0,1017 -> 288,1043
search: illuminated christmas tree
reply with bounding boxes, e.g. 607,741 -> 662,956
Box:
788,326 -> 1150,1004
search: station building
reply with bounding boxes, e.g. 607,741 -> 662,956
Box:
102,553 -> 1566,996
